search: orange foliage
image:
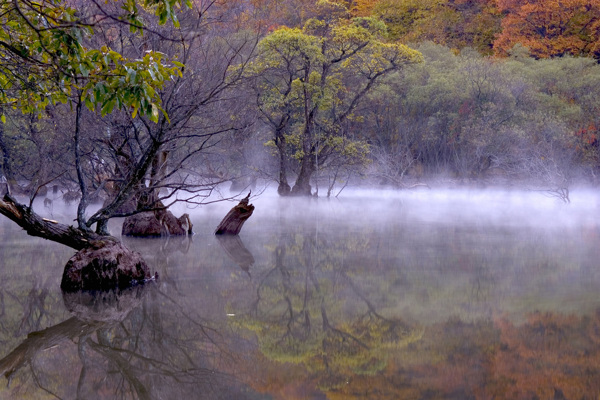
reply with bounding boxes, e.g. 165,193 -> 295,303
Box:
575,124 -> 599,146
350,0 -> 380,17
365,0 -> 501,54
487,311 -> 600,399
235,311 -> 600,399
494,0 -> 600,58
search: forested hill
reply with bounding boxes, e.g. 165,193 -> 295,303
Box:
248,0 -> 600,60
1,0 -> 600,205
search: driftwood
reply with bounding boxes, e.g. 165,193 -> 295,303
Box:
214,192 -> 254,235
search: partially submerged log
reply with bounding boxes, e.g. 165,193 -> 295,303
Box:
215,192 -> 254,235
122,209 -> 192,237
61,241 -> 152,291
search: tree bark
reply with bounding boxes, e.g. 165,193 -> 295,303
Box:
121,209 -> 192,237
0,194 -> 152,290
61,242 -> 151,291
0,120 -> 18,194
0,194 -> 107,250
275,128 -> 291,196
291,153 -> 315,196
215,192 -> 254,235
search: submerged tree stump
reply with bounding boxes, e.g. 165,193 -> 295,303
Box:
0,193 -> 156,291
122,210 -> 193,237
61,241 -> 152,291
215,192 -> 254,235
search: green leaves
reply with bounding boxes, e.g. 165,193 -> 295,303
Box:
77,49 -> 180,123
0,0 -> 189,122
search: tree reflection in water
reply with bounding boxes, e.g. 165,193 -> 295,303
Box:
226,225 -> 424,393
3,194 -> 600,399
0,284 -> 249,399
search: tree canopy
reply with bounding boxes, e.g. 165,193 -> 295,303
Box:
0,0 -> 187,121
249,10 -> 422,195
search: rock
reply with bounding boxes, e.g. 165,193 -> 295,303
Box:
60,241 -> 151,291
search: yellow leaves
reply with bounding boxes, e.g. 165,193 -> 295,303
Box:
259,27 -> 324,60
341,40 -> 423,78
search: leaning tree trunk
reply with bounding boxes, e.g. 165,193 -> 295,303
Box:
0,194 -> 105,250
215,192 -> 254,235
0,194 -> 152,290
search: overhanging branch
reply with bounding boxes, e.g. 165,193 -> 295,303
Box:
0,194 -> 110,250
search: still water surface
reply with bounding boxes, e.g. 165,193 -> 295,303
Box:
1,188 -> 600,399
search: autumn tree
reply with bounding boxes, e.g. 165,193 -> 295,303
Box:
248,4 -> 422,196
354,0 -> 501,55
494,0 -> 600,59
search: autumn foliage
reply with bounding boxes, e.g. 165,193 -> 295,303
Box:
346,0 -> 600,59
494,0 -> 600,58
241,311 -> 600,399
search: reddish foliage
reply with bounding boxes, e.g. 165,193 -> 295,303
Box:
494,0 -> 600,59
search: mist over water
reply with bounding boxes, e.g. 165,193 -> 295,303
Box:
183,185 -> 598,232
2,186 -> 600,398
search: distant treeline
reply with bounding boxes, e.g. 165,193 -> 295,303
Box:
1,0 -> 599,204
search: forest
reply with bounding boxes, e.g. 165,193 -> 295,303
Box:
1,0 -> 600,215
2,1 -> 600,397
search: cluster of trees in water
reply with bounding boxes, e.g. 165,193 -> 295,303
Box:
1,0 -> 599,214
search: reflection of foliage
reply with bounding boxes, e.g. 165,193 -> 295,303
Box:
324,311 -> 600,399
231,229 -> 423,391
488,311 -> 600,399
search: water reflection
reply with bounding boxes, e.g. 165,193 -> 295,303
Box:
215,235 -> 255,275
1,191 -> 600,399
0,283 -> 255,399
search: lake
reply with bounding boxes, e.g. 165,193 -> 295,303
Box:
1,188 -> 600,399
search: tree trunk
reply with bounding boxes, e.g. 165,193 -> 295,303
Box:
121,208 -> 192,237
291,154 -> 314,196
215,192 -> 254,235
0,122 -> 19,194
61,241 -> 151,291
0,194 -> 106,250
275,128 -> 291,196
0,194 -> 152,289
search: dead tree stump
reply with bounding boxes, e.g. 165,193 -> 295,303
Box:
60,241 -> 151,291
215,192 -> 254,235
